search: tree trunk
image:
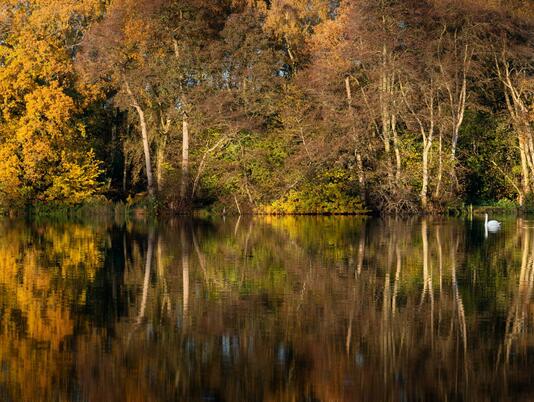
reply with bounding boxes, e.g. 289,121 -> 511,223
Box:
449,71 -> 468,163
356,152 -> 365,199
379,45 -> 394,183
139,107 -> 155,197
156,136 -> 167,193
525,132 -> 534,184
421,142 -> 431,210
435,126 -> 443,199
400,81 -> 434,211
136,105 -> 155,197
380,79 -> 392,181
514,130 -> 531,199
180,114 -> 190,206
122,138 -> 128,195
440,38 -> 470,182
346,76 -> 366,198
392,113 -> 401,181
124,81 -> 155,197
496,54 -> 532,198
157,117 -> 171,194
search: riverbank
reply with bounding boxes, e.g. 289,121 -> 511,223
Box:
18,202 -> 530,221
6,193 -> 531,220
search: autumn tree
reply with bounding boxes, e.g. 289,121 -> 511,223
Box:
0,0 -> 105,211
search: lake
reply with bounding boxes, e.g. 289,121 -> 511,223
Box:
0,215 -> 532,401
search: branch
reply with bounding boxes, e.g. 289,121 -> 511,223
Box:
491,160 -> 522,196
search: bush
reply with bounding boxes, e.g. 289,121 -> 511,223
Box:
264,169 -> 368,215
495,198 -> 516,210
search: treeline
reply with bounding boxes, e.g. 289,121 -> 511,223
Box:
0,0 -> 533,214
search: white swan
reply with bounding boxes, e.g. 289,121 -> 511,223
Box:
485,213 -> 501,234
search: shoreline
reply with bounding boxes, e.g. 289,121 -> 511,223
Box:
6,201 -> 527,220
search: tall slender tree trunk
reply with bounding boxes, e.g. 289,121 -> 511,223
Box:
421,141 -> 432,210
156,134 -> 168,194
449,72 -> 468,164
435,126 -> 443,199
173,37 -> 192,209
519,135 -> 531,197
157,117 -> 171,194
181,114 -> 190,207
496,53 -> 533,200
125,81 -> 155,197
122,138 -> 128,195
380,73 -> 392,181
138,107 -> 155,197
400,81 -> 435,211
391,112 -> 401,181
356,152 -> 365,199
439,37 -> 470,185
378,43 -> 401,186
156,142 -> 165,193
345,76 -> 366,198
524,133 -> 534,184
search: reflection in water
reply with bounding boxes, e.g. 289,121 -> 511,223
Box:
0,216 -> 533,401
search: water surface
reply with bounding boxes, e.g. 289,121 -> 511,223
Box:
0,216 -> 533,401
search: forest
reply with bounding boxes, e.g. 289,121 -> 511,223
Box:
0,0 -> 533,215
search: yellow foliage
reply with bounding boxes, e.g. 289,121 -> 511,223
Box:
0,0 -> 106,210
44,150 -> 105,205
0,142 -> 23,208
262,0 -> 331,59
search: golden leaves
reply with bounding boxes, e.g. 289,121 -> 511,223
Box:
0,142 -> 23,207
45,150 -> 105,205
0,0 -> 105,209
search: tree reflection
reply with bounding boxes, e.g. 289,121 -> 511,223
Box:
502,220 -> 534,370
0,217 -> 533,401
0,219 -> 110,401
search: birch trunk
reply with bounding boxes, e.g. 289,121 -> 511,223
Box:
496,53 -> 533,199
421,141 -> 432,210
138,107 -> 155,197
124,81 -> 155,197
122,139 -> 128,194
438,33 -> 471,175
434,126 -> 443,199
400,82 -> 434,210
181,114 -> 190,206
392,112 -> 401,181
345,76 -> 366,197
156,137 -> 167,193
157,117 -> 171,193
380,53 -> 393,181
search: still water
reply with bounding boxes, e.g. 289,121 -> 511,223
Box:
0,215 -> 533,401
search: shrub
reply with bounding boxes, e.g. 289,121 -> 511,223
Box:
495,198 -> 516,210
264,169 -> 368,215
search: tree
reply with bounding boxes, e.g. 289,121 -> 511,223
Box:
0,0 -> 105,210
